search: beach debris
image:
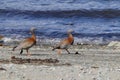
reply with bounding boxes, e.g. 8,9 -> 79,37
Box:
52,29 -> 74,54
61,63 -> 71,66
93,78 -> 97,80
11,56 -> 59,64
0,67 -> 7,71
91,66 -> 99,69
0,35 -> 4,39
75,51 -> 79,54
80,68 -> 84,70
0,56 -> 72,66
0,35 -> 4,46
0,59 -> 10,64
107,41 -> 120,48
12,27 -> 37,56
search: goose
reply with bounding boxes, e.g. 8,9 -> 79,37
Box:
52,30 -> 74,54
13,27 -> 36,56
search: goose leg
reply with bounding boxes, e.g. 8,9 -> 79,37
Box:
65,49 -> 70,54
57,49 -> 62,55
12,46 -> 17,51
20,49 -> 23,54
26,49 -> 30,56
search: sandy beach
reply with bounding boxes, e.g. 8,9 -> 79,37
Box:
0,44 -> 120,80
0,0 -> 120,80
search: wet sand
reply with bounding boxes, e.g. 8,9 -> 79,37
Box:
0,44 -> 120,80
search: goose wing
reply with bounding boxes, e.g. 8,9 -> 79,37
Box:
15,38 -> 35,50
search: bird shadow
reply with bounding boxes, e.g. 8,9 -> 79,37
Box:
17,54 -> 52,56
14,52 -> 81,57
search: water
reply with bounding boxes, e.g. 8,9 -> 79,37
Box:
0,0 -> 120,44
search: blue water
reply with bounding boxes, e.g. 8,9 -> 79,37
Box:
0,0 -> 120,44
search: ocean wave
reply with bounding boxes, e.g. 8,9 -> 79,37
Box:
0,24 -> 120,45
0,0 -> 120,45
0,1 -> 120,11
2,35 -> 120,46
74,33 -> 120,38
1,28 -> 120,38
0,8 -> 120,18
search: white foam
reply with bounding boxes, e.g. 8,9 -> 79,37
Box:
2,37 -> 13,42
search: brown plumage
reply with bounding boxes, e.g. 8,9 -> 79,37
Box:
13,27 -> 36,56
52,30 -> 74,54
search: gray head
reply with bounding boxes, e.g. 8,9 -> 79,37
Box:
67,29 -> 73,34
30,27 -> 36,32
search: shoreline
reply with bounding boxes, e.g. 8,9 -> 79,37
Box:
0,44 -> 120,80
